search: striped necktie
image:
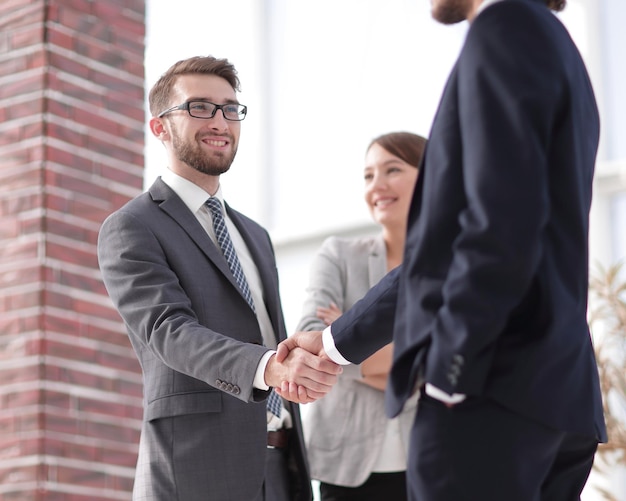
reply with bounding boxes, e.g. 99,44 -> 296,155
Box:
205,197 -> 282,418
205,197 -> 255,312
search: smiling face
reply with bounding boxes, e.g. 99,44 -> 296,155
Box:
152,73 -> 241,181
364,142 -> 419,231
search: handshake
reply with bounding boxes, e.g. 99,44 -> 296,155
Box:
264,331 -> 344,404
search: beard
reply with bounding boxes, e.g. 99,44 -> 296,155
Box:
170,121 -> 237,176
431,0 -> 469,24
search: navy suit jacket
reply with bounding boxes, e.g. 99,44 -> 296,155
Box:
332,0 -> 607,442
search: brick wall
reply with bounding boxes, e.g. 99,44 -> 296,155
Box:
0,1 -> 145,499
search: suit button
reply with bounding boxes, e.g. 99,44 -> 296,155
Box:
233,386 -> 240,395
447,374 -> 458,386
215,379 -> 223,387
226,383 -> 234,392
453,354 -> 464,365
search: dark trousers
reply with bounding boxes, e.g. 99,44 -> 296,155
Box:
409,393 -> 598,501
251,447 -> 291,501
320,471 -> 408,501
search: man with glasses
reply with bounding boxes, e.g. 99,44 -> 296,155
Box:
98,55 -> 339,501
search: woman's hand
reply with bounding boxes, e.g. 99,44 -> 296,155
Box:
316,302 -> 342,325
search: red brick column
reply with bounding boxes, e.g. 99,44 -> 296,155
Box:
0,2 -> 145,500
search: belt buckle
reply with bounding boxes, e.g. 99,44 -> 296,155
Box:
267,429 -> 289,449
267,429 -> 277,449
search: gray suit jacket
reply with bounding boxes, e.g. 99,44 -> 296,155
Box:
98,178 -> 311,501
297,235 -> 417,487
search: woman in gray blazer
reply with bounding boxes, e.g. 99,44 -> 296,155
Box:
297,132 -> 426,501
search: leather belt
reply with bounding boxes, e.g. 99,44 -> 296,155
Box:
267,429 -> 290,449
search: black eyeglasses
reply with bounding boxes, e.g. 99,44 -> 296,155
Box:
157,100 -> 247,121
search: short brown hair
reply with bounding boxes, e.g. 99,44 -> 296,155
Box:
148,56 -> 241,117
545,0 -> 566,11
368,132 -> 427,169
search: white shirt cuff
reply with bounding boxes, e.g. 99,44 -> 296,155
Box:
425,383 -> 466,404
253,350 -> 275,390
322,326 -> 351,365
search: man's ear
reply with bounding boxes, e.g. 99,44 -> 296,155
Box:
149,117 -> 168,140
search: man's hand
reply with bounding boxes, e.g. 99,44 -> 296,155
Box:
276,331 -> 326,362
265,342 -> 341,404
273,331 -> 338,403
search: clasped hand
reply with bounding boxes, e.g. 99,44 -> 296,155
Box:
267,331 -> 340,404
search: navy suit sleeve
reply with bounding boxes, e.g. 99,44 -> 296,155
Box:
331,266 -> 401,364
424,5 -> 572,392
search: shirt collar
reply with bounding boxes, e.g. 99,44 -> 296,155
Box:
160,168 -> 224,214
475,0 -> 506,18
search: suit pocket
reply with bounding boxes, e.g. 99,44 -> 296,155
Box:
145,390 -> 222,421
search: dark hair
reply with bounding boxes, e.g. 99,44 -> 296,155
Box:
148,56 -> 241,117
545,0 -> 566,11
368,132 -> 427,169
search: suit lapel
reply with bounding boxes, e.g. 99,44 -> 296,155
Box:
148,179 -> 242,295
149,178 -> 283,340
226,203 -> 284,340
